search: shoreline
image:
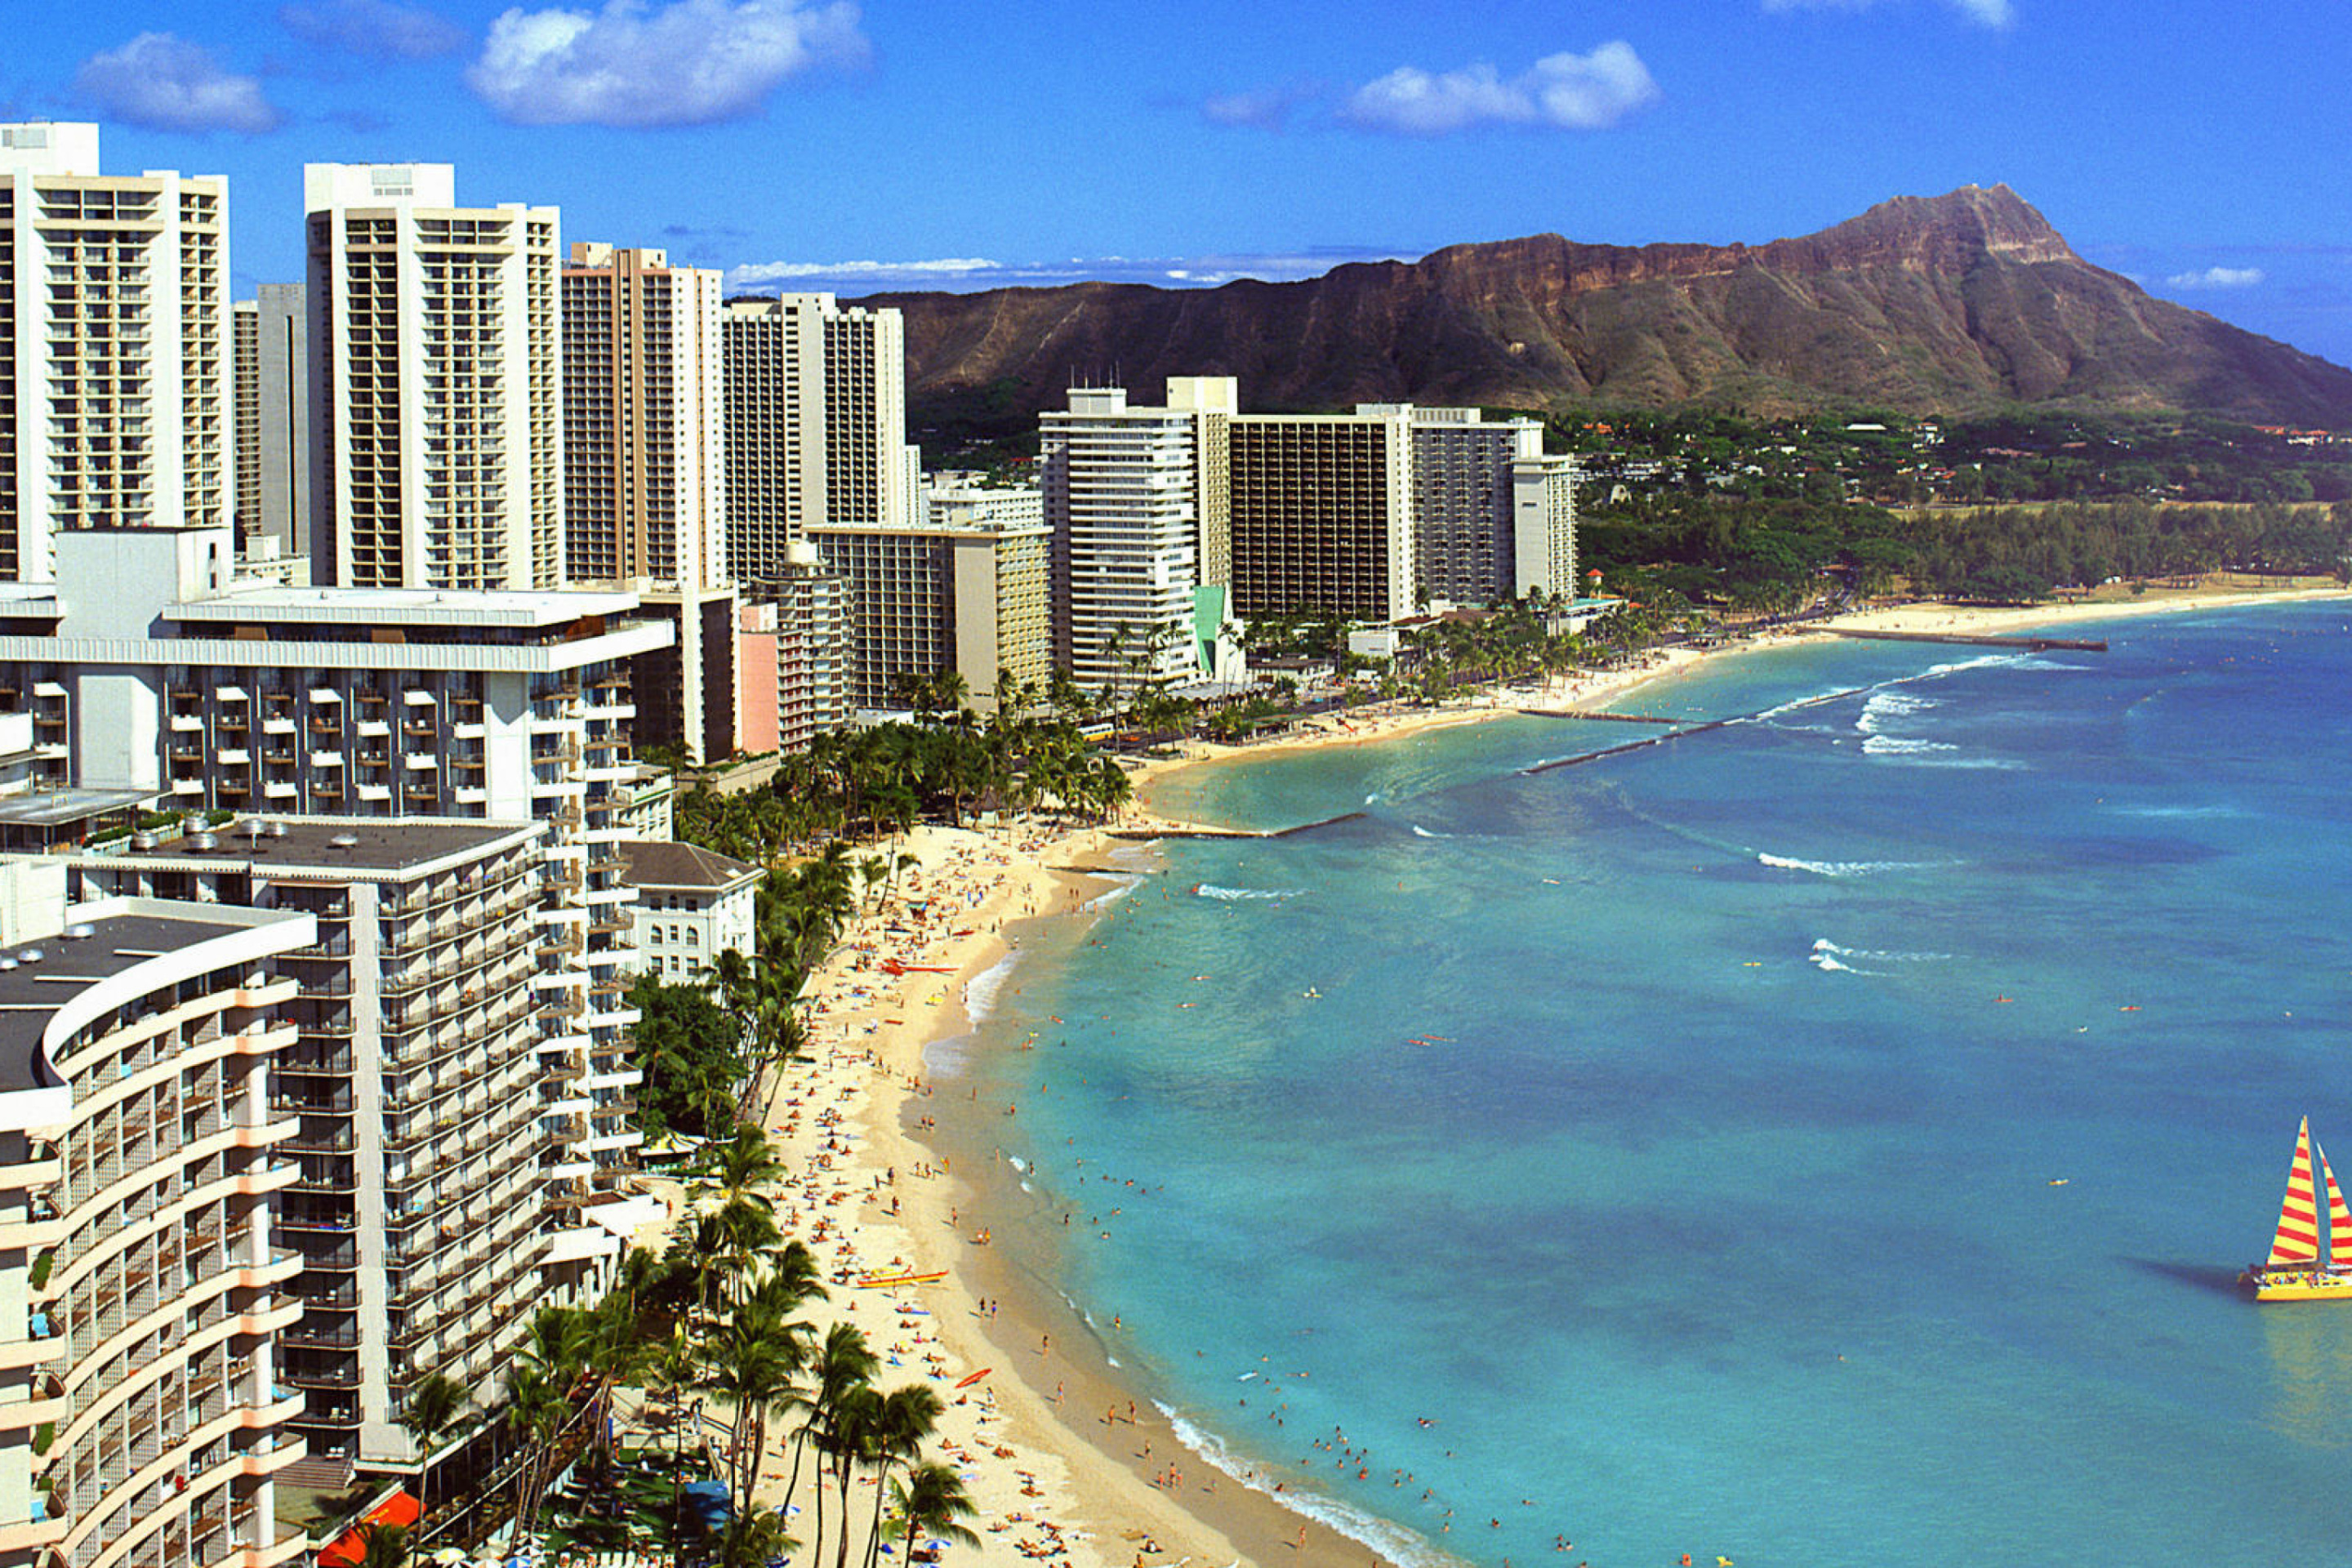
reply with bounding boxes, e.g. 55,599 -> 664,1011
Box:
670,573 -> 2351,1568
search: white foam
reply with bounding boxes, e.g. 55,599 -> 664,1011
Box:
1856,691 -> 1936,734
1079,880 -> 1138,913
1813,938 -> 1952,963
1758,852 -> 1953,879
1809,951 -> 1864,973
1005,1155 -> 1027,1173
1194,884 -> 1301,902
962,952 -> 1021,1022
1860,733 -> 1959,756
1409,824 -> 1450,840
1156,1404 -> 1461,1568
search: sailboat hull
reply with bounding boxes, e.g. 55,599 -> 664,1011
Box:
2242,1269 -> 2352,1303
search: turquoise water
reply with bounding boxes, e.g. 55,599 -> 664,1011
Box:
947,605 -> 2352,1566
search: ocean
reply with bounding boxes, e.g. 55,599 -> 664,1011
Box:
936,603 -> 2352,1567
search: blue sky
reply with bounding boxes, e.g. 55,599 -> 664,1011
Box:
15,0 -> 2351,370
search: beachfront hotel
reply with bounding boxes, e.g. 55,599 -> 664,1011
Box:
304,163 -> 562,593
805,515 -> 1053,711
0,525 -> 665,1287
51,819 -> 610,1487
1358,404 -> 1546,607
0,124 -> 232,585
1040,378 -> 1235,693
1511,451 -> 1582,599
734,549 -> 852,754
0,859 -> 314,1568
1227,407 -> 1418,625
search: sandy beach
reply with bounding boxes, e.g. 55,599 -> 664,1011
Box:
641,572 -> 2351,1568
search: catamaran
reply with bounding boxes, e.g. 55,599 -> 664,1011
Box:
2241,1117 -> 2352,1303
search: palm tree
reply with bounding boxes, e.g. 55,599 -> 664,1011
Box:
784,1323 -> 878,1557
826,1383 -> 884,1568
700,1311 -> 806,1512
861,1384 -> 944,1568
714,1503 -> 800,1568
398,1371 -> 471,1521
355,1522 -> 412,1568
693,1124 -> 786,1209
886,1462 -> 982,1561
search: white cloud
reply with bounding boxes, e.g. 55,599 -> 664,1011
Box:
726,247 -> 1417,296
73,33 -> 280,134
1762,0 -> 2015,28
2167,265 -> 2265,290
281,0 -> 468,60
467,0 -> 866,127
728,256 -> 1003,288
1342,42 -> 1659,136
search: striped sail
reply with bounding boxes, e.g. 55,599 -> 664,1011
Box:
2322,1144 -> 2352,1272
2268,1116 -> 2323,1267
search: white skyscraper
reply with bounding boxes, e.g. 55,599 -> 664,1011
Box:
305,163 -> 562,590
0,122 -> 232,581
1040,379 -> 1234,693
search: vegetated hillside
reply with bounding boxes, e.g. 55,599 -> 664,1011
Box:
852,186 -> 2352,440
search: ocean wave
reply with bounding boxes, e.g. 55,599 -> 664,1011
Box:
1810,950 -> 1870,974
1194,884 -> 1303,901
962,953 -> 1021,1020
1409,824 -> 1450,840
1813,938 -> 1952,963
1860,733 -> 1960,756
1758,852 -> 1953,879
1157,1404 -> 1460,1568
1856,691 -> 1936,734
1079,880 -> 1138,913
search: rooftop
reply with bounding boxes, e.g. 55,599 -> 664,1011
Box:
618,840 -> 759,891
0,788 -> 155,828
103,816 -> 540,875
0,910 -> 261,1094
169,584 -> 645,630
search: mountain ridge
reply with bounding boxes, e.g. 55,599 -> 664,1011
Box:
844,186 -> 2352,433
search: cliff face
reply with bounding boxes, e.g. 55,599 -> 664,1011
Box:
853,186 -> 2352,430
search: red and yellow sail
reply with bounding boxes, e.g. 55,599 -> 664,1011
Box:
2265,1116 -> 2323,1267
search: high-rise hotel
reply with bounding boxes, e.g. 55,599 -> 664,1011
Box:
304,164 -> 561,592
0,123 -> 231,582
560,243 -> 734,762
1040,378 -> 1235,693
722,294 -> 911,586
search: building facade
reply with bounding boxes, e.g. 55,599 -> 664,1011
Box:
1358,404 -> 1543,606
806,519 -> 1052,710
304,163 -> 561,593
721,295 -> 910,587
230,287 -> 309,572
0,527 -> 664,1287
1227,408 -> 1416,625
0,862 -> 314,1568
1040,382 -> 1233,695
737,550 -> 850,755
59,821 -> 577,1486
618,840 -> 758,983
0,123 -> 232,583
1510,452 -> 1580,600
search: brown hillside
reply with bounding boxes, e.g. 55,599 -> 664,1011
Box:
846,186 -> 2352,434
